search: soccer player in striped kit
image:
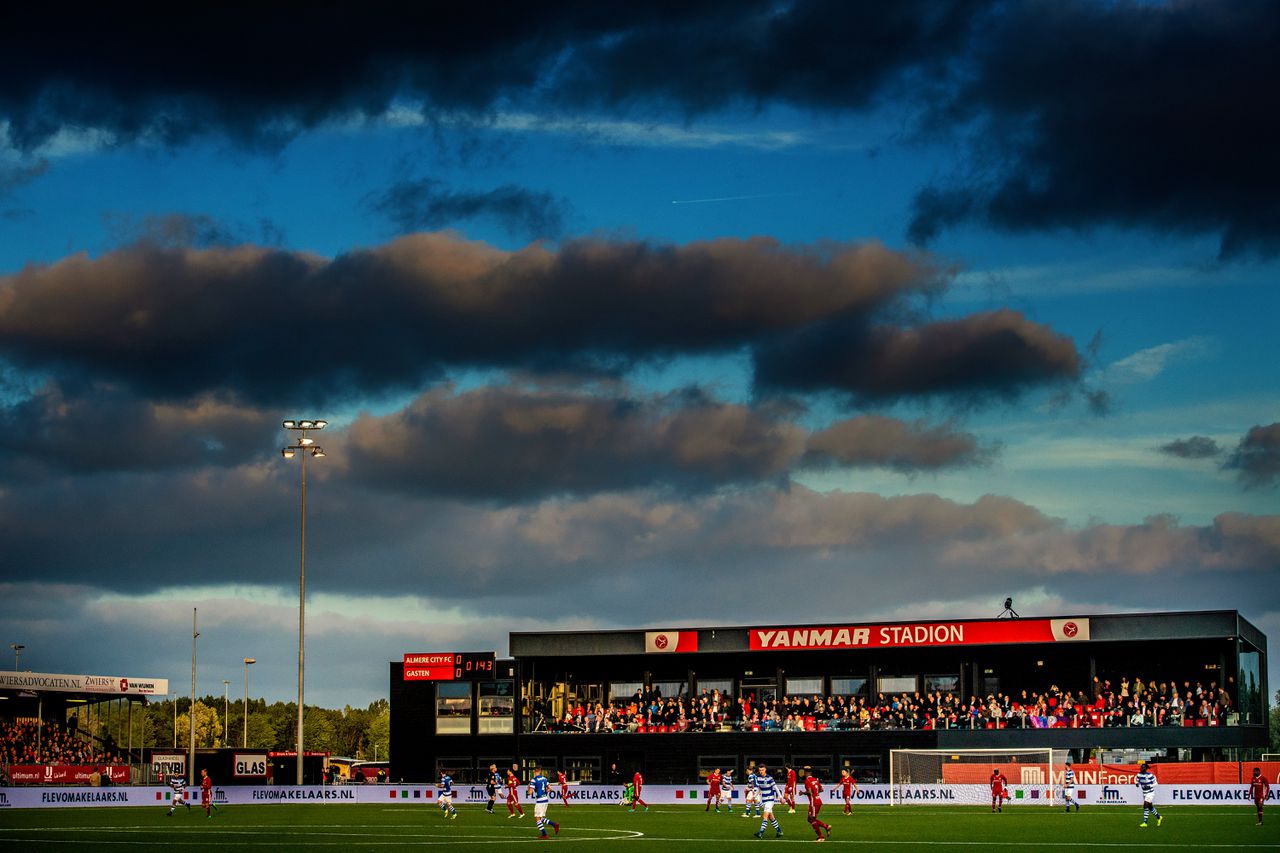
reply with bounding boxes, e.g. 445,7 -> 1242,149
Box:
1136,761 -> 1162,827
752,764 -> 784,839
438,770 -> 458,820
742,765 -> 761,818
1061,760 -> 1080,812
527,765 -> 561,839
164,774 -> 191,816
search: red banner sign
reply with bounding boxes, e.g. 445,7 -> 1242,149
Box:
645,631 -> 699,653
748,618 -> 1089,651
7,765 -> 131,784
403,653 -> 456,681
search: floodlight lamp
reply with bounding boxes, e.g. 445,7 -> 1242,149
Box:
244,658 -> 256,665
313,420 -> 328,429
311,448 -> 326,458
282,420 -> 297,429
282,448 -> 296,458
298,420 -> 315,429
298,436 -> 315,446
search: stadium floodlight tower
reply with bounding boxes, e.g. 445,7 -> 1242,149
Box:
189,608 -> 199,779
282,418 -> 327,785
9,643 -> 24,670
243,657 -> 255,748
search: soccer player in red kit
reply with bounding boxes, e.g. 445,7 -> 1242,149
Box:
630,770 -> 648,812
803,766 -> 833,841
783,763 -> 797,814
990,768 -> 1009,813
200,768 -> 215,818
1250,767 -> 1271,826
506,769 -> 525,818
558,770 -> 571,807
839,768 -> 860,814
706,768 -> 723,812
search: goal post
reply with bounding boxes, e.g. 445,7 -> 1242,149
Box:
889,748 -> 1057,806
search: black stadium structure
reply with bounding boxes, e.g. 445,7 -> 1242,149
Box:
389,609 -> 1269,785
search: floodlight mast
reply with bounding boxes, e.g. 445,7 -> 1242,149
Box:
243,658 -> 255,748
281,418 -> 327,785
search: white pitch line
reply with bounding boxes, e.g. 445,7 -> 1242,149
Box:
619,838 -> 1276,849
0,826 -> 645,846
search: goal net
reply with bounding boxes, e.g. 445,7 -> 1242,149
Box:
889,748 -> 1057,806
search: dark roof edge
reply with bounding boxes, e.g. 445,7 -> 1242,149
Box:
509,609 -> 1248,642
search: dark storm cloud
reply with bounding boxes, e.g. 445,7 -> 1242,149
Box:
909,1 -> 1280,259
6,4 -> 1275,255
5,472 -> 1275,613
0,2 -> 982,152
367,178 -> 569,240
4,234 -> 1070,407
1157,436 -> 1222,460
1224,423 -> 1280,489
802,415 -> 993,471
0,381 -> 273,477
341,385 -> 990,500
551,0 -> 983,113
344,385 -> 803,499
753,308 -> 1081,404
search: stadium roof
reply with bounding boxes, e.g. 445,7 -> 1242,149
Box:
510,609 -> 1265,658
0,670 -> 170,703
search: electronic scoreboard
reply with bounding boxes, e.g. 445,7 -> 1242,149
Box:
402,651 -> 496,681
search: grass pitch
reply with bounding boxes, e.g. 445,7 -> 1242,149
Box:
0,803 -> 1275,850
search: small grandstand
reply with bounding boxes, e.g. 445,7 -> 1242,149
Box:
0,669 -> 168,785
390,609 -> 1268,785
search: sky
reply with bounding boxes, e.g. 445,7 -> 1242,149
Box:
0,1 -> 1277,709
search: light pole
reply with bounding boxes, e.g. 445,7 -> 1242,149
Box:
9,643 -> 24,670
282,418 -> 327,785
223,680 -> 230,745
172,693 -> 178,749
243,658 -> 255,748
189,608 -> 198,775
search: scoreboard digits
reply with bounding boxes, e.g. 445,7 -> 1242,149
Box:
403,651 -> 497,681
455,651 -> 495,678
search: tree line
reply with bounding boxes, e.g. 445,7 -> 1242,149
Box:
70,696 -> 390,761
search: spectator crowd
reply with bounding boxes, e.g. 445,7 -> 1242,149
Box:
0,719 -> 121,767
526,676 -> 1234,734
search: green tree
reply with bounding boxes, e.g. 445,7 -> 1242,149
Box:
175,701 -> 221,749
366,705 -> 390,761
332,705 -> 371,758
302,706 -> 337,754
